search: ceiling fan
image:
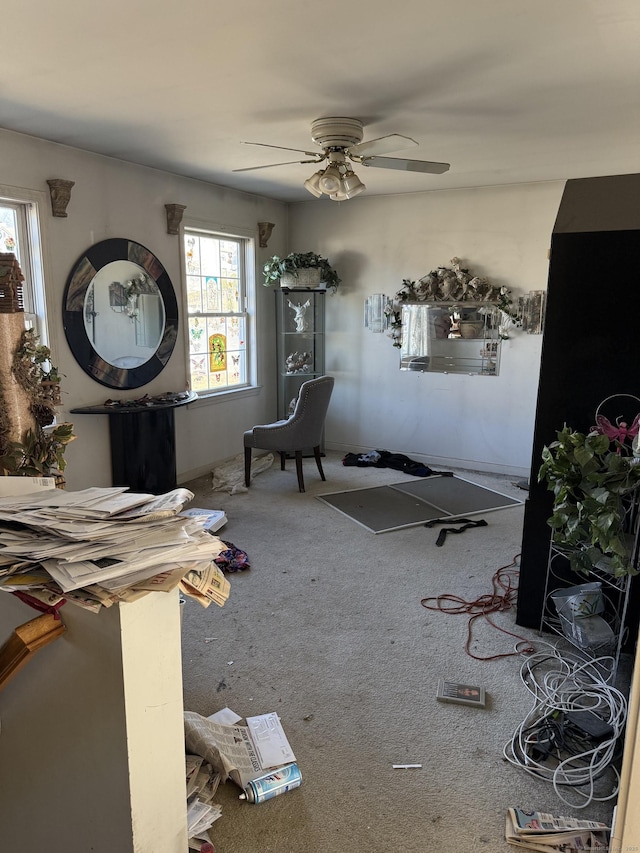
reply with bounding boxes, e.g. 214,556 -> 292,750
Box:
233,117 -> 450,201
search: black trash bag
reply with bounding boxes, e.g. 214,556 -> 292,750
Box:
342,449 -> 452,478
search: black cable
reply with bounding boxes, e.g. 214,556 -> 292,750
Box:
518,711 -> 617,783
423,517 -> 488,546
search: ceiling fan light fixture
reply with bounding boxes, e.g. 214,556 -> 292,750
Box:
318,164 -> 342,194
238,117 -> 450,200
341,171 -> 366,197
304,171 -> 324,197
329,171 -> 367,201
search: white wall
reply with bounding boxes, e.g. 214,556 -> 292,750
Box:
0,127 -> 288,489
1,125 -> 565,487
289,182 -> 565,477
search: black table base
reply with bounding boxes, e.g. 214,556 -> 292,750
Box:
71,392 -> 196,494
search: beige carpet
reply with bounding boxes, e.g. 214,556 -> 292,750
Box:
180,452 -> 627,853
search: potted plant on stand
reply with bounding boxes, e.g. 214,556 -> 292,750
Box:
538,411 -> 640,578
263,251 -> 341,292
538,398 -> 640,661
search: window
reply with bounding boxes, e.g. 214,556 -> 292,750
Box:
184,229 -> 251,394
0,195 -> 47,341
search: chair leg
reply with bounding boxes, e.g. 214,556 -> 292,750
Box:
295,450 -> 305,492
313,446 -> 326,481
280,451 -> 286,471
244,447 -> 252,487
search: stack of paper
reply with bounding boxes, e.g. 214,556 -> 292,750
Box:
505,808 -> 610,851
246,712 -> 297,770
0,483 -> 230,611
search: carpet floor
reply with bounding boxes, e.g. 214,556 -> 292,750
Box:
180,452 -> 630,853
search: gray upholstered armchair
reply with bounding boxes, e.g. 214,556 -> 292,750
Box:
243,375 -> 334,492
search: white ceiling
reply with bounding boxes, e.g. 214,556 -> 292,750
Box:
4,0 -> 640,203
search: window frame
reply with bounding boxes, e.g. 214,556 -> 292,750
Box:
181,222 -> 256,398
0,185 -> 52,348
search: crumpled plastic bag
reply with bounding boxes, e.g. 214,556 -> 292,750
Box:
551,582 -> 604,619
551,582 -> 615,652
211,452 -> 274,494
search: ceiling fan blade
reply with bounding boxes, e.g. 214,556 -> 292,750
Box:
233,158 -> 324,173
241,141 -> 321,157
361,155 -> 450,174
348,133 -> 418,157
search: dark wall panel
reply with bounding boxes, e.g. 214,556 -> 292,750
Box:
517,220 -> 640,635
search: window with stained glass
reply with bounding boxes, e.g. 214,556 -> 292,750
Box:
184,230 -> 249,393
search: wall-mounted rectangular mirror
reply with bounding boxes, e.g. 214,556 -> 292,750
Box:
400,303 -> 502,375
364,293 -> 389,333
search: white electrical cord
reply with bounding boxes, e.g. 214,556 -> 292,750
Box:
503,641 -> 628,809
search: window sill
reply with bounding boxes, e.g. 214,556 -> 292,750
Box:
187,385 -> 262,408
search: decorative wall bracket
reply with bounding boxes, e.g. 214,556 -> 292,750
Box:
165,204 -> 187,235
258,221 -> 275,248
46,179 -> 75,218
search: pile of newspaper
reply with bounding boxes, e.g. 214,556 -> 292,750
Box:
0,479 -> 230,612
183,706 -> 299,847
185,708 -> 297,790
186,754 -> 222,850
505,808 -> 610,851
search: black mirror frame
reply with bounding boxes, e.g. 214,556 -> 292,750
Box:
62,238 -> 179,390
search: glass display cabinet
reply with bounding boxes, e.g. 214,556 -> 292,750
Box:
275,287 -> 325,420
400,302 -> 502,375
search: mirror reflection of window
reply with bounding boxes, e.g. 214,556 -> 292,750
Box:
135,294 -> 163,348
109,281 -> 127,312
401,304 -> 435,360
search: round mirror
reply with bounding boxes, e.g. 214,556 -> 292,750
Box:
63,238 -> 178,389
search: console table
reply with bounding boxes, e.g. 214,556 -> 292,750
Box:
71,391 -> 196,493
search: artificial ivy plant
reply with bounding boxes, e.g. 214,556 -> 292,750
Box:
0,423 -> 76,480
262,251 -> 341,292
538,424 -> 640,577
0,329 -> 75,483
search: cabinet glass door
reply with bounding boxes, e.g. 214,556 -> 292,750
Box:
275,288 -> 325,419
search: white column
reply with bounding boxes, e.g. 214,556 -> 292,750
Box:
0,590 -> 188,853
611,622 -> 640,852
